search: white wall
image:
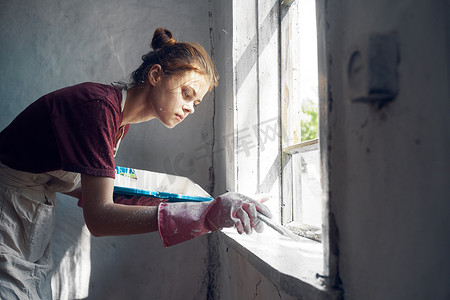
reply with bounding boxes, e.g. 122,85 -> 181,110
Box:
210,0 -> 233,197
324,1 -> 450,299
0,0 -> 214,299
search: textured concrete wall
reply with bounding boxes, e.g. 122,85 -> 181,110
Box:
210,0 -> 233,197
324,1 -> 450,299
0,0 -> 213,299
218,243 -> 299,300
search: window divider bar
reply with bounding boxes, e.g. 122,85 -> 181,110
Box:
283,138 -> 319,155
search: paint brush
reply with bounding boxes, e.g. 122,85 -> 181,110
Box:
257,212 -> 300,241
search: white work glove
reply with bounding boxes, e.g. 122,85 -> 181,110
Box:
158,192 -> 272,247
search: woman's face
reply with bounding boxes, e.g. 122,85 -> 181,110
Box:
150,70 -> 209,128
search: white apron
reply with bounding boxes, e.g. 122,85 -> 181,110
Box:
0,162 -> 80,300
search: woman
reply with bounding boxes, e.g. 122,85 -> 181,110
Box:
0,28 -> 271,299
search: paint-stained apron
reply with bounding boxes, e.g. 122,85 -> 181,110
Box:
0,162 -> 80,300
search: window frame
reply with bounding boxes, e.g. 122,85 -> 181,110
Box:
280,0 -> 322,242
220,0 -> 338,293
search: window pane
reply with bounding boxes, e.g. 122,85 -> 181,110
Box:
294,145 -> 322,227
295,0 -> 318,142
281,0 -> 322,241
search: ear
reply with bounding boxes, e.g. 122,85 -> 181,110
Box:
148,64 -> 162,86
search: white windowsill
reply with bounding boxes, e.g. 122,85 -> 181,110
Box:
219,225 -> 333,300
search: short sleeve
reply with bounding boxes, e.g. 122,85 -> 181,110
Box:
51,99 -> 120,178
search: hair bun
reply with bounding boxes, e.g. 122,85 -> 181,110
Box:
151,27 -> 177,51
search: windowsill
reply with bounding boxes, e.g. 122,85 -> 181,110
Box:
219,225 -> 333,299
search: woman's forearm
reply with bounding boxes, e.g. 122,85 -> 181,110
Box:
80,173 -> 159,237
84,202 -> 159,236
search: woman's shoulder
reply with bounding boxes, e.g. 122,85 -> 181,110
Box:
37,82 -> 122,119
57,82 -> 119,99
48,82 -> 121,107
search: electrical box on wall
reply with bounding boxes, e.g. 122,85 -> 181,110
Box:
346,32 -> 400,104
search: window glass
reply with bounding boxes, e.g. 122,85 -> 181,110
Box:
282,0 -> 322,241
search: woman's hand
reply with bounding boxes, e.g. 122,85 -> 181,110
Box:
206,192 -> 272,234
158,192 -> 273,247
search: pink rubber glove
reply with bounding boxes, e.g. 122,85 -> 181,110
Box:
158,192 -> 272,247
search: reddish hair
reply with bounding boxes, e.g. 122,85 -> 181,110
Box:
131,28 -> 218,91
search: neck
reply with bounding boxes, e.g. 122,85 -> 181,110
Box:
121,84 -> 156,126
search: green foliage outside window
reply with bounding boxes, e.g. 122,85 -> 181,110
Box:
301,100 -> 318,141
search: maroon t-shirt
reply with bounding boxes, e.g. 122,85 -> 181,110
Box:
0,82 -> 129,178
